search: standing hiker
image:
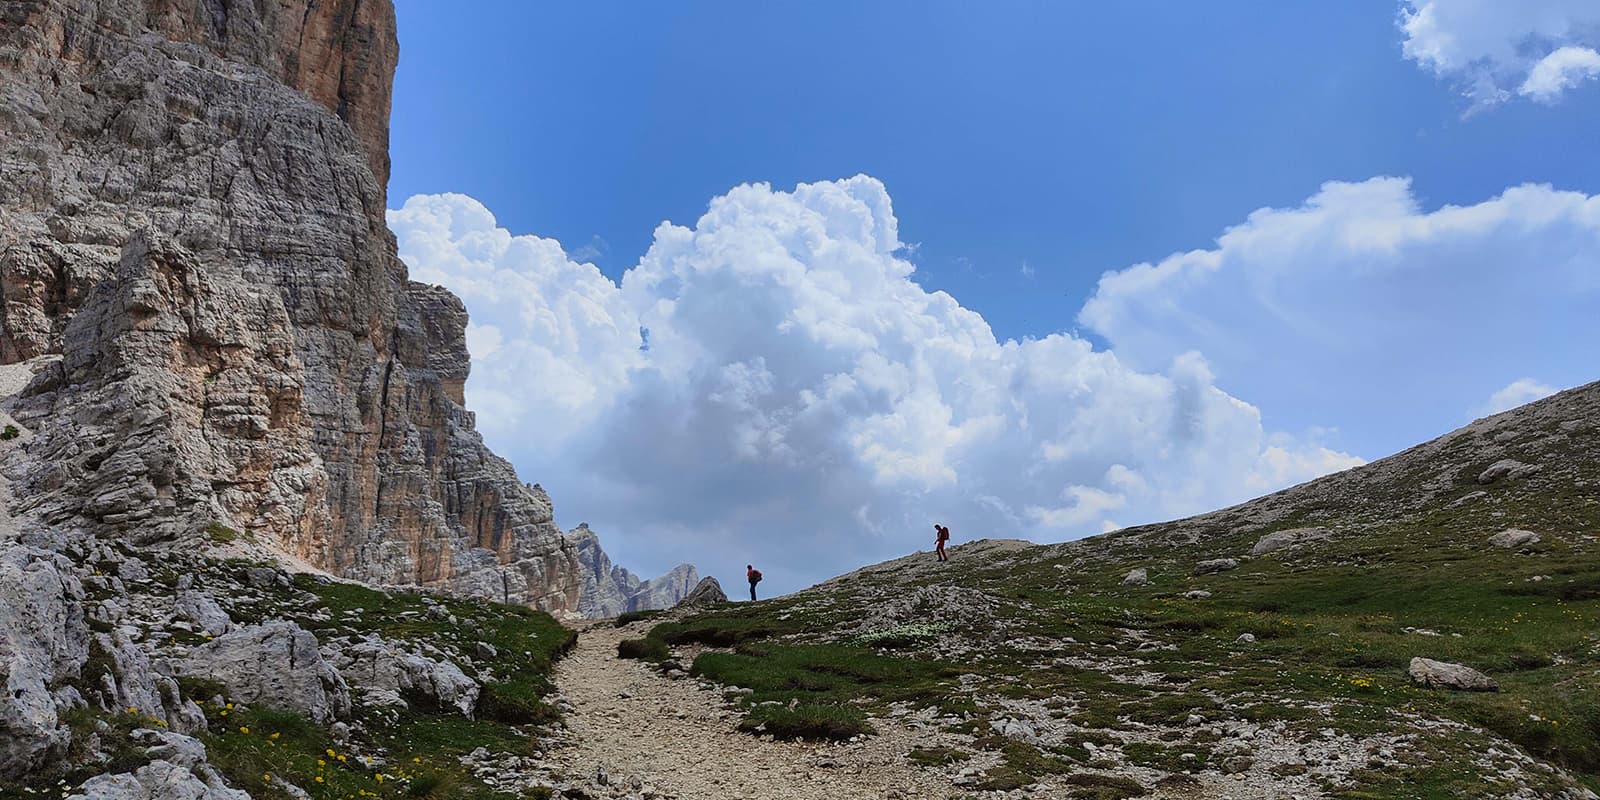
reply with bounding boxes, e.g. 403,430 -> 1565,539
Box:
934,523 -> 950,562
746,564 -> 762,601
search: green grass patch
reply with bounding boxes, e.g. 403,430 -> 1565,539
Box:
205,522 -> 246,544
617,637 -> 670,661
738,702 -> 874,741
907,746 -> 970,765
614,609 -> 668,627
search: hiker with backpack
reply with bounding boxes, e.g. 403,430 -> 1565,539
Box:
934,523 -> 951,562
746,564 -> 762,601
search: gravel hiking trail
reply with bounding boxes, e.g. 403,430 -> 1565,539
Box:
551,620 -> 952,800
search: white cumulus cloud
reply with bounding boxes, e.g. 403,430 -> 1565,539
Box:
1484,378 -> 1559,416
390,178 -> 1364,590
1079,177 -> 1600,455
1399,0 -> 1600,105
1519,45 -> 1600,101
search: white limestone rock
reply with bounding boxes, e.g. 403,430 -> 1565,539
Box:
1194,558 -> 1240,575
1408,657 -> 1498,692
0,545 -> 90,776
173,591 -> 232,637
330,637 -> 479,716
1477,459 -> 1543,485
180,622 -> 350,723
1487,529 -> 1541,549
1251,527 -> 1330,556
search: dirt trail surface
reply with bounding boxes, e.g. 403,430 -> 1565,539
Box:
550,620 -> 954,799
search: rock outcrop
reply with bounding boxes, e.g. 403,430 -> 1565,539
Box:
329,636 -> 480,716
179,622 -> 350,724
570,525 -> 700,617
0,546 -> 90,775
1250,526 -> 1329,555
65,731 -> 249,800
0,0 -> 630,613
675,576 -> 729,608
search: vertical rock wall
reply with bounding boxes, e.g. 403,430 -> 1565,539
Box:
0,0 -> 584,612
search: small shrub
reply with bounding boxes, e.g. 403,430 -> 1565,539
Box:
205,522 -> 243,544
407,772 -> 453,797
908,746 -> 969,765
0,424 -> 18,441
652,618 -> 782,647
614,609 -> 667,627
853,622 -> 946,649
1062,772 -> 1148,798
476,682 -> 561,726
617,637 -> 669,661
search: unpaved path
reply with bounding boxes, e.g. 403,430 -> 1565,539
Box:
550,620 -> 957,799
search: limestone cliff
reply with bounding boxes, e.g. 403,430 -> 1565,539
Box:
569,525 -> 699,618
0,0 -> 631,614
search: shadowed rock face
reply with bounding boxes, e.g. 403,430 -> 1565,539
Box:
0,0 -> 583,611
569,524 -> 700,617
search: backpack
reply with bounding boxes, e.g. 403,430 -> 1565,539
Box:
750,570 -> 762,583
937,526 -> 950,542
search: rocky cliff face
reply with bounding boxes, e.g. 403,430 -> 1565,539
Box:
569,525 -> 699,618
0,0 -> 610,612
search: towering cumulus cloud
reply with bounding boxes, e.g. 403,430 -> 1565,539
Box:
1400,0 -> 1600,104
391,177 -> 1361,586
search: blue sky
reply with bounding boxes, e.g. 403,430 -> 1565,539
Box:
386,1 -> 1600,591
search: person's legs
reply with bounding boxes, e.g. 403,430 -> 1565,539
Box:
749,583 -> 756,601
936,541 -> 946,561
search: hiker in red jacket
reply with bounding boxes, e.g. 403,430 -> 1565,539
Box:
934,523 -> 950,562
746,564 -> 762,601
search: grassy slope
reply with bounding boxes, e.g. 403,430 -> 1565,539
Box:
641,383 -> 1600,798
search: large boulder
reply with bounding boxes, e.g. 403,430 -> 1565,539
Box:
330,637 -> 479,716
1477,459 -> 1542,485
1121,568 -> 1149,586
1408,657 -> 1498,692
1487,529 -> 1541,549
0,545 -> 90,776
1194,558 -> 1240,575
1251,527 -> 1329,556
180,622 -> 349,723
675,577 -> 728,608
173,592 -> 233,637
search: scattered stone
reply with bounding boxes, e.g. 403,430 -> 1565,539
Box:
475,641 -> 498,660
1121,568 -> 1149,586
1182,590 -> 1212,600
1447,491 -> 1488,508
1236,633 -> 1257,644
1487,529 -> 1541,549
1408,657 -> 1498,692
